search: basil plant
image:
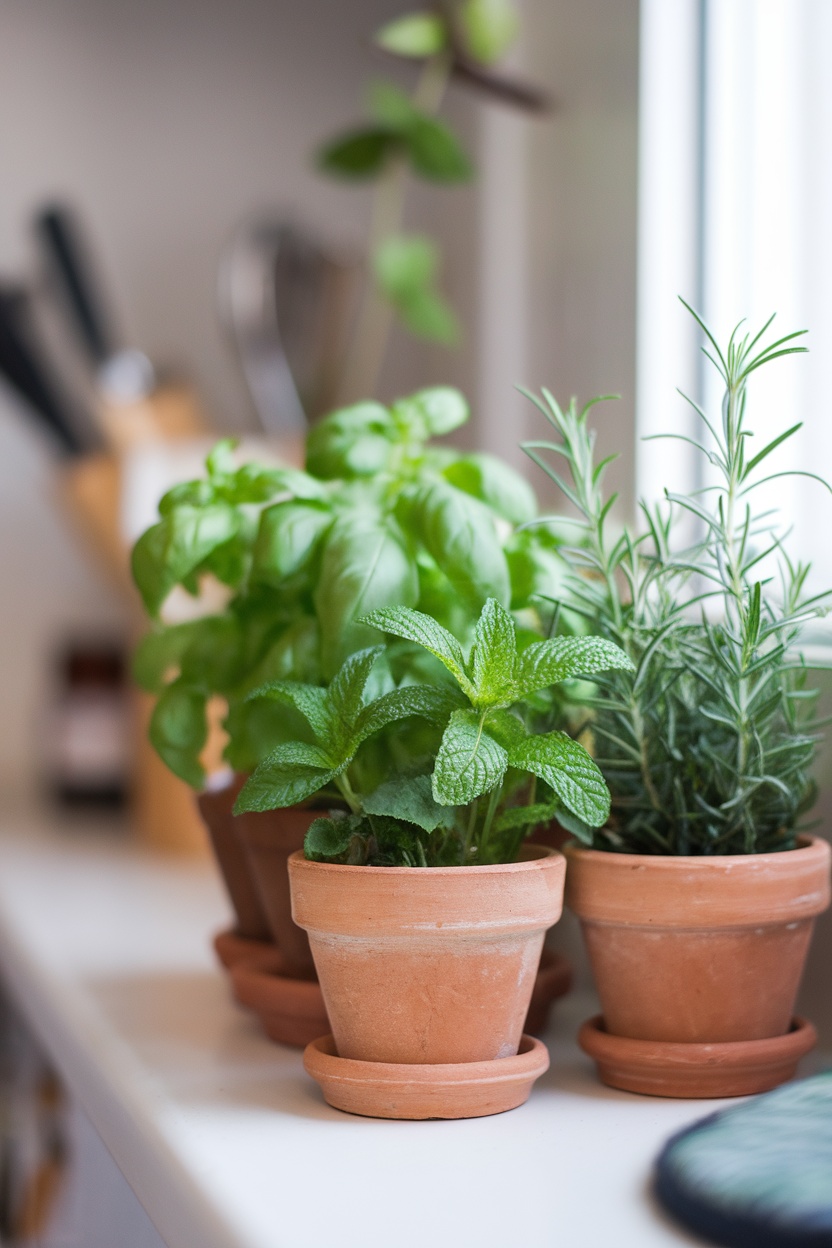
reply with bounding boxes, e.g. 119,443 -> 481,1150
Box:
234,599 -> 633,866
131,387 -> 569,789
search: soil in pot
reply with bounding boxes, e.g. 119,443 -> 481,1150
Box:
196,773 -> 271,942
565,836 -> 831,1096
236,806 -> 323,980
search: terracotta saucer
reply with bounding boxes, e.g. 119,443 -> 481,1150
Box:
303,1033 -> 550,1120
213,927 -> 275,970
578,1015 -> 817,1099
231,951 -> 329,1048
525,949 -> 572,1036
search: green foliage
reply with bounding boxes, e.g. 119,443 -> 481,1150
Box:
457,0 -> 520,64
242,596 -> 628,867
373,235 -> 459,344
522,304 -> 830,855
131,393 -> 570,790
373,12 -> 447,58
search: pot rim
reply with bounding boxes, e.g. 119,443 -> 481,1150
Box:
562,832 -> 825,867
563,834 -> 831,928
287,842 -> 560,878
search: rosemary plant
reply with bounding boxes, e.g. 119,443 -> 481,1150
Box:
523,305 -> 831,855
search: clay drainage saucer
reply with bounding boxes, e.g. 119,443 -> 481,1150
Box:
578,1015 -> 817,1099
303,1033 -> 550,1120
213,927 -> 275,971
231,952 -> 329,1048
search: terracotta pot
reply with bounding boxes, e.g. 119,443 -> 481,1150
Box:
196,775 -> 271,941
564,836 -> 831,1044
236,807 -> 321,980
289,845 -> 566,1065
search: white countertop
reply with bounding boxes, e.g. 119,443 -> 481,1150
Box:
0,813 -> 813,1248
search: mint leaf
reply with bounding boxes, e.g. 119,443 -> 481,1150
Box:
355,683 -> 464,744
494,799 -> 558,833
373,12 -> 447,58
361,606 -> 473,694
508,732 -> 610,827
407,116 -> 473,182
234,741 -> 338,813
304,816 -> 354,861
469,597 -> 517,706
485,707 -> 527,750
246,681 -> 332,745
327,646 -> 384,741
432,708 -> 508,804
363,774 -> 455,832
554,806 -> 594,845
514,636 -> 633,698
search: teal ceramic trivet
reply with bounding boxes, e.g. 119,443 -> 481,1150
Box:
655,1071 -> 832,1247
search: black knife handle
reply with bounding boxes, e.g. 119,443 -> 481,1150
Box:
36,206 -> 113,366
0,287 -> 90,456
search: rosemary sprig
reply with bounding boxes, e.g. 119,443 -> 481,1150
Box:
521,304 -> 831,855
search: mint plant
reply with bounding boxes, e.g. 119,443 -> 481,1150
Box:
523,305 -> 831,855
132,386 -> 565,789
234,598 -> 632,866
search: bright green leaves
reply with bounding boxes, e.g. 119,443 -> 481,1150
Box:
362,606 -> 473,695
132,505 -> 239,617
318,130 -> 392,179
458,0 -> 519,64
508,732 -> 610,827
373,12 -> 447,58
374,236 -> 458,344
235,647 -> 454,814
364,597 -> 630,826
469,597 -> 518,705
416,480 -> 510,607
305,401 -> 395,479
443,453 -> 537,525
314,514 -> 419,678
251,502 -> 331,587
391,387 -> 469,438
515,636 -> 634,699
433,708 -> 507,804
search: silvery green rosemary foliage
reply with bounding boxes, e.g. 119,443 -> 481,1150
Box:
523,304 -> 831,855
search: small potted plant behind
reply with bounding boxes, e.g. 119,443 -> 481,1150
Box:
522,305 -> 832,1098
131,388 -> 572,1035
235,597 -> 632,1117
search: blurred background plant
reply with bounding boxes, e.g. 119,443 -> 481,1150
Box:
317,0 -> 549,398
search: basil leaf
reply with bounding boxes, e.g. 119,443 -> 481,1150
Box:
131,504 -> 238,617
306,401 -> 396,478
252,501 -> 332,586
443,453 -> 537,525
505,531 -> 569,609
148,682 -> 207,789
132,622 -> 201,693
416,480 -> 510,609
432,708 -> 508,805
314,516 -> 418,677
508,732 -> 610,827
391,386 -> 469,438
